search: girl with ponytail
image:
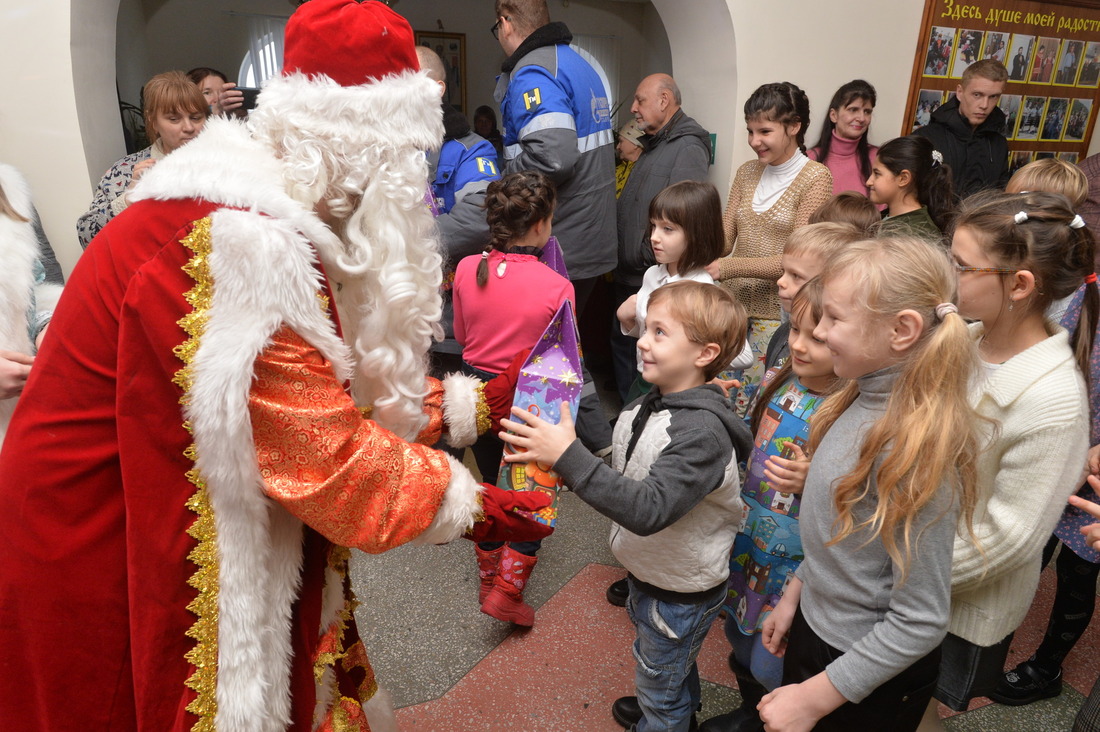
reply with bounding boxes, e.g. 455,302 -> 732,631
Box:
871,135 -> 956,244
923,191 -> 1095,724
758,236 -> 984,731
452,170 -> 572,626
708,81 -> 834,416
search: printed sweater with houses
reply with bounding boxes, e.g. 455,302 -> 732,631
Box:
555,384 -> 753,597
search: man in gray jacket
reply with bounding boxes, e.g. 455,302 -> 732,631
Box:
611,74 -> 712,401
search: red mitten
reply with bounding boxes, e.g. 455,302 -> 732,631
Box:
482,348 -> 532,434
465,484 -> 555,544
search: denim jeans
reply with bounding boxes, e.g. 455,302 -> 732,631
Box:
725,613 -> 784,691
627,578 -> 725,732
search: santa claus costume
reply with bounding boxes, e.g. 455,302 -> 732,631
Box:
0,1 -> 550,730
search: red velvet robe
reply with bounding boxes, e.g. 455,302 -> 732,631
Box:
0,193 -> 467,730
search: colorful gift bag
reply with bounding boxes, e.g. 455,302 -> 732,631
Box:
540,236 -> 569,280
496,300 -> 582,527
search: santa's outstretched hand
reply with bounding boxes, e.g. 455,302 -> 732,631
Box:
465,484 -> 555,544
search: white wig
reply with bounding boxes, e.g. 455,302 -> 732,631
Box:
249,71 -> 445,440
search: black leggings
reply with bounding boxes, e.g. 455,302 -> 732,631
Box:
1033,535 -> 1100,673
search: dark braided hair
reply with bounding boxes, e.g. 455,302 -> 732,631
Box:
478,171 -> 557,286
744,81 -> 812,153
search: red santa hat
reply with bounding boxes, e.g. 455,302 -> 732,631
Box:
283,0 -> 420,86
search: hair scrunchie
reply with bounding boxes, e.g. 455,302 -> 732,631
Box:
1087,273 -> 1098,284
1014,211 -> 1029,224
931,149 -> 944,167
1070,214 -> 1087,229
934,302 -> 958,321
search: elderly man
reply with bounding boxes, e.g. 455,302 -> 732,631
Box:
611,73 -> 712,401
0,1 -> 549,729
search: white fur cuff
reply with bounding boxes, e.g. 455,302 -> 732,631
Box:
442,372 -> 483,448
412,454 -> 484,545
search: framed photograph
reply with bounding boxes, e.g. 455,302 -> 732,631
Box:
1060,152 -> 1081,163
1008,150 -> 1034,176
1007,34 -> 1036,82
1078,42 -> 1100,87
913,89 -> 946,131
1015,96 -> 1047,140
924,26 -> 956,77
1040,97 -> 1069,141
1064,98 -> 1093,141
1055,40 -> 1085,86
983,32 -> 1008,64
1030,37 -> 1061,84
415,31 -> 466,113
998,94 -> 1022,140
951,29 -> 985,78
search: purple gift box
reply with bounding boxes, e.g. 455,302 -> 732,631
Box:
496,300 -> 582,527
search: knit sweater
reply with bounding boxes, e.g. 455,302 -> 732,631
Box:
716,159 -> 832,320
949,324 -> 1089,645
796,367 -> 958,703
807,131 -> 877,196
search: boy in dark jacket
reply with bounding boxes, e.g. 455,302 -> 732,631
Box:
501,281 -> 753,731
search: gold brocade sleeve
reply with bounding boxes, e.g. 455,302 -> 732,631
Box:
249,326 -> 453,553
416,377 -> 445,446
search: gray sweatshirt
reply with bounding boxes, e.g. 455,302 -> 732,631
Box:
795,367 -> 957,703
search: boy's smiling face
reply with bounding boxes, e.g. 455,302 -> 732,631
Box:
638,301 -> 716,394
777,252 -> 823,314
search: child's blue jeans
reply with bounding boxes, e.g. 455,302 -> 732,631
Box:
725,612 -> 785,691
627,578 -> 725,732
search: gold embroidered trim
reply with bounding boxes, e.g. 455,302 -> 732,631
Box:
174,217 -> 219,731
474,382 -> 491,436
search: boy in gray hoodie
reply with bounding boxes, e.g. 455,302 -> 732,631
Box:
501,280 -> 753,731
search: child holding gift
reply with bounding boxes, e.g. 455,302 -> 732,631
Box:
502,280 -> 754,731
452,170 -> 573,626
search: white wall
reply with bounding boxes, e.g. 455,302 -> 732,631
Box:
8,0 -> 1100,277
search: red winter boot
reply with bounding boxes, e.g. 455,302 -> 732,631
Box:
474,545 -> 503,604
480,546 -> 538,626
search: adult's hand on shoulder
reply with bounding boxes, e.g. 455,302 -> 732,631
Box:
0,350 -> 34,399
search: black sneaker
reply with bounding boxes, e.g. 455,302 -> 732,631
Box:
612,696 -> 699,730
989,660 -> 1063,706
606,577 -> 629,607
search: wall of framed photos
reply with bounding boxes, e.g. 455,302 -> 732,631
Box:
906,0 -> 1100,174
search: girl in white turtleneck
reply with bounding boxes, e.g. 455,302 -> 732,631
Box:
708,81 -> 833,415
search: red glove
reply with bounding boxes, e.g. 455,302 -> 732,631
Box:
465,484 -> 555,544
482,348 -> 532,434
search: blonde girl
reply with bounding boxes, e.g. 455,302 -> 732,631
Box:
925,191 -> 1095,725
759,237 -> 983,732
708,82 -> 833,416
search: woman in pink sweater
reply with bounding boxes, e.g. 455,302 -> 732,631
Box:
808,80 -> 879,197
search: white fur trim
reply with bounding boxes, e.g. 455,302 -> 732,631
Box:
0,164 -> 40,446
362,686 -> 398,732
187,208 -> 353,732
412,454 -> 484,545
442,372 -> 482,449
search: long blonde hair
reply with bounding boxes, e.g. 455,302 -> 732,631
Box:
810,236 -> 984,581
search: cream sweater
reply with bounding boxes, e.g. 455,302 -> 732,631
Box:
950,324 -> 1089,645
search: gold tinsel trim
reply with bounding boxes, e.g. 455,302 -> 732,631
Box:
175,217 -> 219,731
474,382 -> 491,436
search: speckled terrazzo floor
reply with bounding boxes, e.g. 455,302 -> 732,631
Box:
350,484 -> 1100,732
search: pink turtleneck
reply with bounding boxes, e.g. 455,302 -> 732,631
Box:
808,131 -> 878,197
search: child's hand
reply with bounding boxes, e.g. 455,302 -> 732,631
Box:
761,577 -> 800,657
763,444 -> 810,495
758,672 -> 845,732
1070,481 -> 1100,551
1088,444 -> 1100,475
499,402 -> 577,467
704,259 -> 722,279
616,295 -> 638,333
709,376 -> 741,398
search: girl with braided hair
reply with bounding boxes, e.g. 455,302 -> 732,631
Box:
708,81 -> 833,416
452,169 -> 573,626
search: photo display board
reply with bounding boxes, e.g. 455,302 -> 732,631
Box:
906,0 -> 1100,172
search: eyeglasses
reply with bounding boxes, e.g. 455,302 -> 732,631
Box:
490,17 -> 503,39
953,262 -> 1018,275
